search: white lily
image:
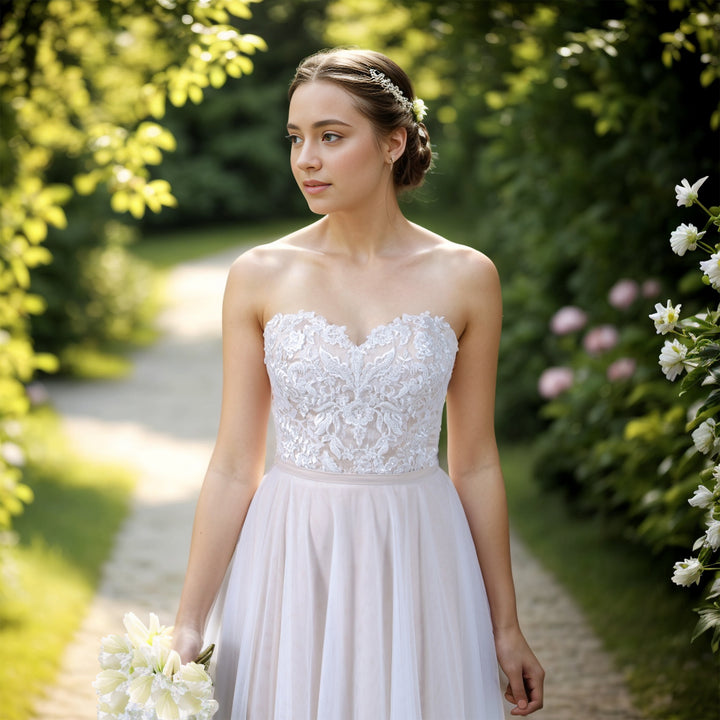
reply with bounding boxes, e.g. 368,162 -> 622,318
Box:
124,611 -> 164,648
98,633 -> 133,671
93,668 -> 127,695
127,671 -> 154,705
162,649 -> 182,678
155,687 -> 182,720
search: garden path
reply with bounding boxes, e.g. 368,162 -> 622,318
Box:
33,245 -> 642,720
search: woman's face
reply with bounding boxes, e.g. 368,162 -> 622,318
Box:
287,80 -> 395,215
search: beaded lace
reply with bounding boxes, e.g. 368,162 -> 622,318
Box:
264,311 -> 457,474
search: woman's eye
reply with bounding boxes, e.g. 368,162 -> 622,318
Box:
322,132 -> 341,143
285,134 -> 302,146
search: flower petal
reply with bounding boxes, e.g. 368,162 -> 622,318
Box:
155,688 -> 181,720
127,672 -> 154,704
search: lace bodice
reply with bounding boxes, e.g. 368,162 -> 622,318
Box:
263,310 -> 458,474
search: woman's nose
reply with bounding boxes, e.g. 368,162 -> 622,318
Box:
296,141 -> 320,171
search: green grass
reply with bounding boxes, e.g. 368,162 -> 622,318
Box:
0,411 -> 135,720
501,443 -> 719,720
134,218 -> 307,269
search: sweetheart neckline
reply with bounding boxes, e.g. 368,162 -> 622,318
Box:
264,309 -> 458,350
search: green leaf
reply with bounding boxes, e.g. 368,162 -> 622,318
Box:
691,603 -> 720,642
23,217 -> 47,243
686,403 -> 720,432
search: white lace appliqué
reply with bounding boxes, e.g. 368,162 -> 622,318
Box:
264,311 -> 458,474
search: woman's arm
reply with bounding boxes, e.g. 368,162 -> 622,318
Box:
173,253 -> 272,663
446,251 -> 544,716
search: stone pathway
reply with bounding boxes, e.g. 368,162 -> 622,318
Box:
32,245 -> 642,719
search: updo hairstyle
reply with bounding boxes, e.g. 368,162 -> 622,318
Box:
288,49 -> 433,191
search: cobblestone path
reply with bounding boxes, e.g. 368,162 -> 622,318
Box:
32,246 -> 642,720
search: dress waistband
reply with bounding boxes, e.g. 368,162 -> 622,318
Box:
273,460 -> 440,485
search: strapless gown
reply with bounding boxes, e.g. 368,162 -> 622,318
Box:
203,310 -> 505,719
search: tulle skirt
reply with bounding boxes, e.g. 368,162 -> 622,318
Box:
204,461 -> 504,720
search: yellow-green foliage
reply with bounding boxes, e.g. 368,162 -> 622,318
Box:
0,0 -> 265,579
0,410 -> 135,720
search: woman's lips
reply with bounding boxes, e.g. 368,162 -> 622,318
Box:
303,181 -> 330,195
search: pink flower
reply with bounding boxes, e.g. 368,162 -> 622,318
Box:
538,367 -> 574,399
608,279 -> 639,310
606,357 -> 636,382
641,279 -> 662,298
550,306 -> 588,335
583,325 -> 619,355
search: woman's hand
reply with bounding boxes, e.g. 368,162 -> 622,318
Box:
495,626 -> 545,716
172,624 -> 204,665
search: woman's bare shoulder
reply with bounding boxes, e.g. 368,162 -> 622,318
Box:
228,225 -> 317,279
223,225 -> 320,319
412,225 -> 499,286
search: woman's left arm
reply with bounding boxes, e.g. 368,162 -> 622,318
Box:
446,250 -> 544,717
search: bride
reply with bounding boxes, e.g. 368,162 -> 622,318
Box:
172,48 -> 544,719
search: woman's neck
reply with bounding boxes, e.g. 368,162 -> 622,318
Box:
317,199 -> 411,262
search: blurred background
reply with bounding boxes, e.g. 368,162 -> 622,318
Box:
1,1 -> 718,718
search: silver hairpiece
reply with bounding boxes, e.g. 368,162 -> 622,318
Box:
368,68 -> 427,122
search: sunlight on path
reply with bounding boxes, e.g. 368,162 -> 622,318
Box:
32,245 -> 640,719
33,247 -> 245,719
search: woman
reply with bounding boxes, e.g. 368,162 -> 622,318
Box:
173,48 -> 544,719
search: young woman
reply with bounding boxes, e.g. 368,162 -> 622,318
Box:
173,48 -> 544,719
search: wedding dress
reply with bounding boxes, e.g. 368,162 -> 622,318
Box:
204,310 -> 505,720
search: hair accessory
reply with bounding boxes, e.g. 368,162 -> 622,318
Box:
368,68 -> 427,122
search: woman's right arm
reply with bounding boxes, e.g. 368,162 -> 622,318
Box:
173,253 -> 272,663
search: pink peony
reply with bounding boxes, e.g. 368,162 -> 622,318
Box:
583,325 -> 619,355
641,279 -> 662,299
538,366 -> 574,399
606,357 -> 636,382
608,279 -> 639,310
550,306 -> 588,335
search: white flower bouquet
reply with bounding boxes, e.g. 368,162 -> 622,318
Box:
94,612 -> 218,720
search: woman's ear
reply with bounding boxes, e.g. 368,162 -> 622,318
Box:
385,127 -> 407,164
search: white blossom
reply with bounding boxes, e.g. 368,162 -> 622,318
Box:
675,175 -> 708,207
672,557 -> 704,586
123,612 -> 173,653
649,299 -> 681,334
669,223 -> 705,255
688,484 -> 715,509
692,419 -> 717,455
1,442 -> 25,467
96,612 -> 218,720
658,338 -> 688,381
700,253 -> 720,290
705,520 -> 720,550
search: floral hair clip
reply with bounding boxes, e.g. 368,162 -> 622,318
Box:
368,68 -> 428,122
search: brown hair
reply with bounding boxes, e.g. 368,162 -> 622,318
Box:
288,49 -> 433,191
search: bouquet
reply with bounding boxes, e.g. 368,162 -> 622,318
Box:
94,612 -> 218,720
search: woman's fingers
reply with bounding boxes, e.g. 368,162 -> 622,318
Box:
505,663 -> 544,715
